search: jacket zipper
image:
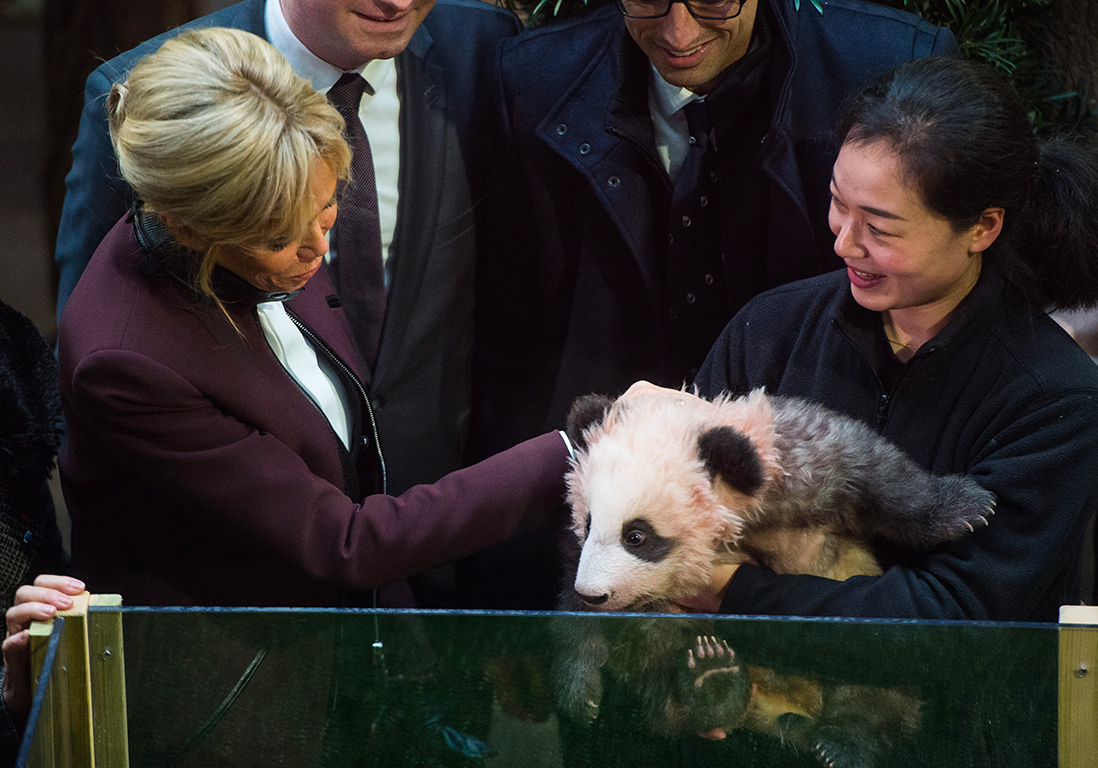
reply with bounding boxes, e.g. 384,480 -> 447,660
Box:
255,310 -> 389,656
831,319 -> 905,433
285,311 -> 387,495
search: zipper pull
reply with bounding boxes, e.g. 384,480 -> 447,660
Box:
876,393 -> 889,426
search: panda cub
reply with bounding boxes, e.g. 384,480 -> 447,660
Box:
552,388 -> 993,762
562,387 -> 994,612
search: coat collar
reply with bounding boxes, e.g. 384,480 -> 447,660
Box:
132,206 -> 302,309
832,260 -> 1013,368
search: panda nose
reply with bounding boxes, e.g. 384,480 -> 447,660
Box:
577,589 -> 609,606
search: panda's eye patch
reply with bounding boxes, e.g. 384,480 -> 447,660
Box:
621,518 -> 677,563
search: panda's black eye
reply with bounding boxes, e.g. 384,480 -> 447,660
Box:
621,518 -> 676,562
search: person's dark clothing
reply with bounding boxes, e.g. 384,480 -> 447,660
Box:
471,0 -> 959,461
695,266 -> 1098,622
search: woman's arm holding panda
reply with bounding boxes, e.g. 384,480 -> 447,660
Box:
714,391 -> 1098,622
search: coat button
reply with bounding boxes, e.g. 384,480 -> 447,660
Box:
686,293 -> 696,304
699,195 -> 708,207
682,215 -> 691,227
579,143 -> 591,155
608,176 -> 620,187
556,124 -> 567,135
704,273 -> 714,285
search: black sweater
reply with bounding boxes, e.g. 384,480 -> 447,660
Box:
696,265 -> 1098,622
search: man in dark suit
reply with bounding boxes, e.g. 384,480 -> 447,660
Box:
463,0 -> 957,608
54,0 -> 520,502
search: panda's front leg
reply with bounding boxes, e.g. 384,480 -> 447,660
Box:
550,614 -> 609,725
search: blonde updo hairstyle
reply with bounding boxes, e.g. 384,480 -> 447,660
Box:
106,27 -> 351,302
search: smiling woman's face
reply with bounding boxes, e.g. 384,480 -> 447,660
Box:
217,162 -> 338,294
828,139 -> 989,329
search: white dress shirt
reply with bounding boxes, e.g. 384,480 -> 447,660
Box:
647,63 -> 706,182
266,0 -> 400,283
257,301 -> 353,450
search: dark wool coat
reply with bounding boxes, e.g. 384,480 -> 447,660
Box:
470,0 -> 959,460
0,300 -> 65,763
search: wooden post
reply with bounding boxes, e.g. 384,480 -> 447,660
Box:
1060,605 -> 1098,768
25,592 -> 128,768
88,595 -> 129,767
27,619 -> 61,768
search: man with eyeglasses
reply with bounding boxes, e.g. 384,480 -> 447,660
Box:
461,0 -> 957,609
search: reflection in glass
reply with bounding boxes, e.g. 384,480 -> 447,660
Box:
24,609 -> 1057,767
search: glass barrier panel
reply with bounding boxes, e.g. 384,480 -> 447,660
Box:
45,608 -> 1050,768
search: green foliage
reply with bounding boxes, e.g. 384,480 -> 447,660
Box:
876,0 -> 1095,134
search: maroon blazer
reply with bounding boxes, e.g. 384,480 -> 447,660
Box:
58,215 -> 570,607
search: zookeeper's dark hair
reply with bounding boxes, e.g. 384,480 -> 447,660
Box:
838,56 -> 1098,310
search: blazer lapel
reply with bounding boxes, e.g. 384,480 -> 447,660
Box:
374,32 -> 448,380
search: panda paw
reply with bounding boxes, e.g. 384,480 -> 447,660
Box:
809,723 -> 884,768
686,636 -> 741,685
926,476 -> 996,543
681,636 -> 750,728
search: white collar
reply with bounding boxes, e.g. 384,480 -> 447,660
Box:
648,62 -> 704,121
265,0 -> 396,93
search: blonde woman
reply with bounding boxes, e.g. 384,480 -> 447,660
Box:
57,28 -> 571,608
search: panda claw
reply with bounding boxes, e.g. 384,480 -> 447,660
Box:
963,521 -> 974,532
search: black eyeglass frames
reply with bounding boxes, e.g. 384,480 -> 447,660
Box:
615,0 -> 746,22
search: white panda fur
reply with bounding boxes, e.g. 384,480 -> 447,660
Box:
563,388 -> 994,613
551,388 -> 992,759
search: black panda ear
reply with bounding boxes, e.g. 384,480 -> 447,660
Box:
698,426 -> 765,496
566,393 -> 615,452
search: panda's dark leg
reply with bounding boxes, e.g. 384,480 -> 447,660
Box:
840,446 -> 996,548
549,613 -> 608,725
795,684 -> 921,768
775,402 -> 995,548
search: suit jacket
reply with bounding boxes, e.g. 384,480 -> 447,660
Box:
54,0 -> 521,495
57,214 -> 570,608
471,0 -> 959,460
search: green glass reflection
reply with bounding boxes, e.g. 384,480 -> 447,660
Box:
30,609 -> 1057,767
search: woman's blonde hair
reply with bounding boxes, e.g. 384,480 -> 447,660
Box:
107,27 -> 351,302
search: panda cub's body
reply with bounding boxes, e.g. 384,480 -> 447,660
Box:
553,388 -> 993,763
562,388 -> 994,613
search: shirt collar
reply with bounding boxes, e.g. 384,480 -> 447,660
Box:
648,63 -> 703,121
264,0 -> 395,92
